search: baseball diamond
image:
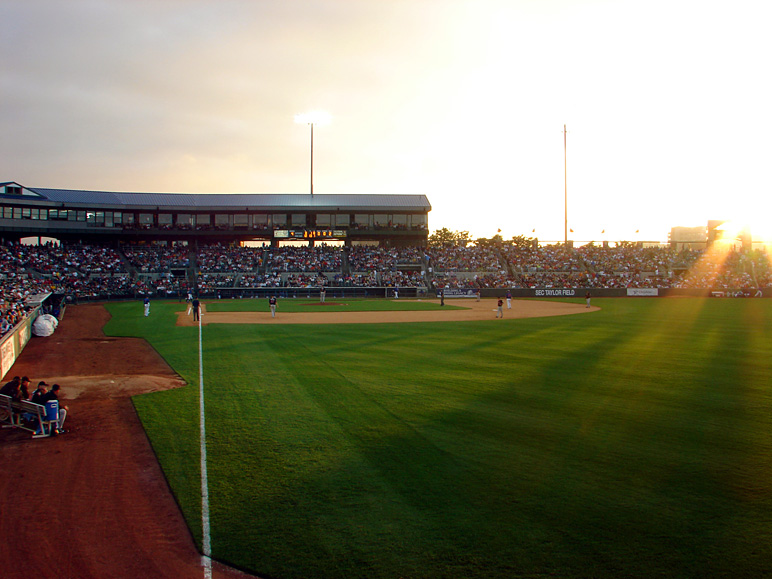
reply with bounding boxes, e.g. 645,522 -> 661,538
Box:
0,298 -> 591,578
4,296 -> 772,578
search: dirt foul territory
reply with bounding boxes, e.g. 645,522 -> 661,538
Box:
1,299 -> 594,579
0,305 -> 255,579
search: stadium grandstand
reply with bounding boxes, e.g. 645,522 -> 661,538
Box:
1,181 -> 770,321
0,181 -> 430,246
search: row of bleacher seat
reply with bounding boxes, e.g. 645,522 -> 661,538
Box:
1,242 -> 770,302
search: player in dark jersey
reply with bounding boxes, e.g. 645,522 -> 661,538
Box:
269,295 -> 277,318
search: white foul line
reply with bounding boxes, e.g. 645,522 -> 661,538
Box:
198,315 -> 213,579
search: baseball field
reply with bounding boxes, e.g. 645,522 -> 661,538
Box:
101,297 -> 772,579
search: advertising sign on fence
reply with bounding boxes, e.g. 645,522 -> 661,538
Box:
436,289 -> 478,298
627,288 -> 659,297
0,309 -> 37,380
1,338 -> 15,380
534,289 -> 577,297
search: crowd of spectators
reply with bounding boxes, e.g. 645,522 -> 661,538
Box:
122,244 -> 190,273
502,244 -> 584,273
265,246 -> 343,273
348,246 -> 424,271
331,272 -> 379,287
14,243 -> 126,275
577,245 -> 678,277
380,270 -> 425,288
197,274 -> 236,294
284,274 -> 328,288
0,278 -> 36,336
238,273 -> 284,288
198,244 -> 263,273
1,240 -> 771,337
426,246 -> 501,272
671,247 -> 758,289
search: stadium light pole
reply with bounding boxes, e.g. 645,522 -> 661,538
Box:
563,124 -> 568,247
295,111 -> 331,195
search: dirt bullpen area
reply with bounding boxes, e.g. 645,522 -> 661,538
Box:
1,299 -> 594,578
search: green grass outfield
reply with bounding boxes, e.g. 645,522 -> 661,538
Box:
104,298 -> 772,579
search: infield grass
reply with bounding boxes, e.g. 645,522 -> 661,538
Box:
204,296 -> 465,313
105,298 -> 772,579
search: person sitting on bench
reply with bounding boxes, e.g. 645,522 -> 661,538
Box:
0,376 -> 22,402
31,381 -> 48,405
20,376 -> 31,400
41,384 -> 68,433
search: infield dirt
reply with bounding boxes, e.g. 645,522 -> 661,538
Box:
176,297 -> 597,325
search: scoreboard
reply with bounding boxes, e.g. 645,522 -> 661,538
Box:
273,229 -> 347,239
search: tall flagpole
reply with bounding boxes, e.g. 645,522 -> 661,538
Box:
564,124 -> 568,246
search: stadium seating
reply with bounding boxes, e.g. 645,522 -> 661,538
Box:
0,241 -> 768,330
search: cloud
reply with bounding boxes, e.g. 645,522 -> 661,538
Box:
2,0 -> 772,240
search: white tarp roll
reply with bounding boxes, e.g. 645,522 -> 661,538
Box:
32,314 -> 59,337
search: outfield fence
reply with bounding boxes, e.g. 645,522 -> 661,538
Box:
58,285 -> 772,304
0,308 -> 36,380
446,287 -> 772,299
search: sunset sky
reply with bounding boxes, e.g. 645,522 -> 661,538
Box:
2,0 -> 771,243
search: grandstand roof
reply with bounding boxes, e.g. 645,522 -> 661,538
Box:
20,187 -> 432,212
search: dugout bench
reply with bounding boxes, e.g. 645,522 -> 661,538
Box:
0,394 -> 60,438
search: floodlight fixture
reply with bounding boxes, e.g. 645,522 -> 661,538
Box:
294,111 -> 332,126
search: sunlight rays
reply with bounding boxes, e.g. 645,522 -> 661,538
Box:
678,222 -> 758,291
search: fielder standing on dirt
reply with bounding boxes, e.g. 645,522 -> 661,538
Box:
269,295 -> 277,318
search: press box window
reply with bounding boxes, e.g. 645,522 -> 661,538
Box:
354,214 -> 371,227
411,214 -> 427,228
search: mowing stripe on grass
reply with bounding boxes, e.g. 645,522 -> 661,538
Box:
119,299 -> 772,578
198,315 -> 212,579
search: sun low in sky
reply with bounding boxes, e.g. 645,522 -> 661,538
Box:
1,0 -> 770,243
